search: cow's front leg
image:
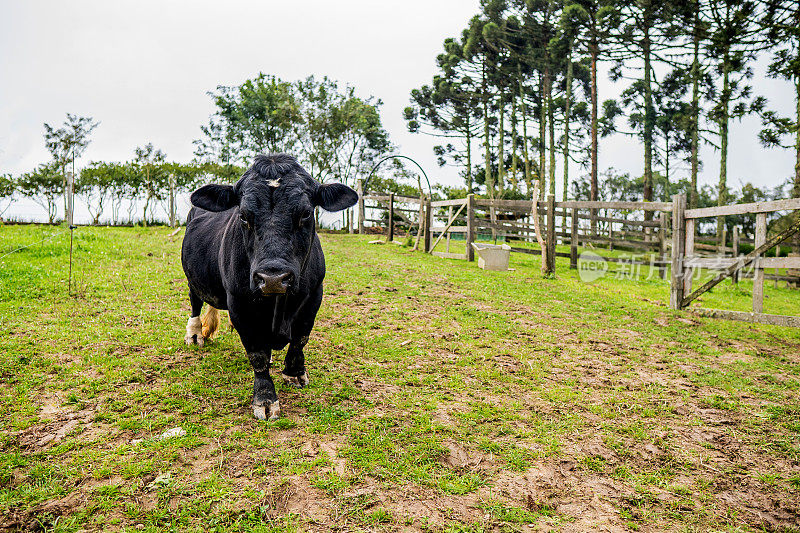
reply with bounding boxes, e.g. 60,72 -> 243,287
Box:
249,350 -> 280,420
282,336 -> 309,388
281,286 -> 321,389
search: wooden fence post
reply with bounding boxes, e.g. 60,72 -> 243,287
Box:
466,194 -> 475,262
732,226 -> 740,285
684,217 -> 696,297
658,211 -> 668,279
388,192 -> 395,242
669,194 -> 687,309
570,207 -> 579,269
546,194 -> 556,274
424,196 -> 432,252
753,213 -> 767,313
357,179 -> 365,234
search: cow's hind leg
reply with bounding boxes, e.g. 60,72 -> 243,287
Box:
185,289 -> 204,346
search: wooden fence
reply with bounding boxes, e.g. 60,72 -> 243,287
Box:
357,190 -> 800,327
359,193 -> 671,266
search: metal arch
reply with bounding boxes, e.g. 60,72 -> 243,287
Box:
363,155 -> 432,197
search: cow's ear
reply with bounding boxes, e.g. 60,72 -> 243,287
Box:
191,184 -> 239,212
314,182 -> 358,212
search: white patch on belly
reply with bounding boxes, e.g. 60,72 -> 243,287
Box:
267,179 -> 281,188
185,316 -> 203,346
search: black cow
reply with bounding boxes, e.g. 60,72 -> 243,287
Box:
181,154 -> 358,420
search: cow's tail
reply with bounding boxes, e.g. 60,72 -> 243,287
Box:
201,306 -> 220,340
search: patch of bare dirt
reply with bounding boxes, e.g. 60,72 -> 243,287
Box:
0,492 -> 84,532
350,478 -> 485,528
440,440 -> 493,471
716,489 -> 799,530
267,476 -> 331,524
492,460 -> 632,532
16,405 -> 95,451
352,378 -> 402,399
432,405 -> 459,428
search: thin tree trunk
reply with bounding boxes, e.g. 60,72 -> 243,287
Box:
511,95 -> 519,192
483,61 -> 494,198
466,116 -> 473,193
717,54 -> 731,248
519,74 -> 533,196
539,71 -> 547,199
590,35 -> 599,234
690,10 -> 700,209
794,76 -> 800,253
548,75 -> 556,197
142,166 -> 150,226
643,26 -> 654,217
563,44 -> 573,231
498,93 -> 505,192
795,79 -> 800,197
143,196 -> 150,225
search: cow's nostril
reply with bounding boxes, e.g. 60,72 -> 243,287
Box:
256,271 -> 293,294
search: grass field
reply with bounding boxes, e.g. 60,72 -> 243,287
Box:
1,225 -> 800,532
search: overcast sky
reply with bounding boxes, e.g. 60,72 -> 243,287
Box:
1,0 -> 796,210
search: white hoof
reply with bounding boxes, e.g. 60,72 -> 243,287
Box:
185,316 -> 204,346
281,372 -> 309,389
253,400 -> 280,421
269,401 -> 281,420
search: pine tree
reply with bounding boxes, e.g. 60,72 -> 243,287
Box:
611,0 -> 679,208
653,70 -> 693,185
405,72 -> 481,192
464,15 -> 503,198
704,0 -> 765,245
561,0 -> 619,207
759,0 -> 800,251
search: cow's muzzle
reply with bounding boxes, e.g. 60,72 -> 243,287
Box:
255,271 -> 293,295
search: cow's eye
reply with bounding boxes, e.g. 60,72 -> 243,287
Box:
299,209 -> 313,226
239,212 -> 252,229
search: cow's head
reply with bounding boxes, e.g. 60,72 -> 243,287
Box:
190,154 -> 357,295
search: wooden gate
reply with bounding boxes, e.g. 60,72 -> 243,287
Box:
670,194 -> 800,327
